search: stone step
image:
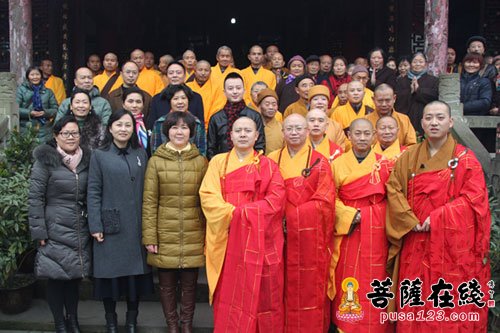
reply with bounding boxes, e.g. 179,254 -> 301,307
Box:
0,300 -> 214,332
33,267 -> 210,303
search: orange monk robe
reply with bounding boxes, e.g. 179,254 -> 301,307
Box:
136,67 -> 164,96
331,149 -> 393,333
365,110 -> 417,147
44,75 -> 66,105
186,78 -> 226,129
185,69 -> 195,82
241,66 -> 277,104
331,88 -> 375,111
200,150 -> 286,333
386,135 -> 490,333
283,99 -> 308,119
268,144 -> 335,333
372,139 -> 406,161
263,117 -> 284,155
326,118 -> 348,151
331,102 -> 375,131
249,103 -> 284,122
210,64 -> 241,89
93,71 -> 122,96
309,136 -> 343,165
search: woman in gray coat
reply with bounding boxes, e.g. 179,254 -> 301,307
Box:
87,109 -> 153,333
29,115 -> 91,333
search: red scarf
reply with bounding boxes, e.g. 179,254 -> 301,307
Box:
223,100 -> 247,149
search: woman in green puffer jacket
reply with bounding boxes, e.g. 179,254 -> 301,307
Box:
142,111 -> 207,333
16,66 -> 59,142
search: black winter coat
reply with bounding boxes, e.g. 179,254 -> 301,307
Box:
28,143 -> 92,280
207,107 -> 265,160
460,72 -> 493,115
367,66 -> 397,90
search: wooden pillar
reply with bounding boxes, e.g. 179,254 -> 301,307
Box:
8,0 -> 32,85
424,0 -> 448,76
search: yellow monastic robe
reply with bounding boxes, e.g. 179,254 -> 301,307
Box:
331,102 -> 374,130
283,99 -> 308,119
309,136 -> 343,165
373,139 -> 404,160
365,110 -> 417,147
326,118 -> 347,150
249,103 -> 283,122
241,66 -> 277,104
264,117 -> 284,155
210,64 -> 240,89
45,75 -> 66,105
199,150 -> 255,302
186,78 -> 226,129
136,67 -> 164,96
268,143 -> 311,179
185,69 -> 195,82
331,87 -> 375,110
93,71 -> 122,95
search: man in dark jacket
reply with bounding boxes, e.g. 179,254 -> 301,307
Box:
148,61 -> 204,129
207,72 -> 265,159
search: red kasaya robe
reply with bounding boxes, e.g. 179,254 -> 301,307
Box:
331,150 -> 393,333
386,136 -> 491,333
200,150 -> 286,333
269,145 -> 335,333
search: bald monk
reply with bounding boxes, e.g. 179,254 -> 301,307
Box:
307,108 -> 343,164
308,85 -> 347,149
373,115 -> 407,161
130,49 -> 164,96
241,45 -> 277,104
186,60 -> 226,129
283,75 -> 315,119
200,117 -> 286,333
211,45 -> 241,91
40,59 -> 66,105
331,118 -> 393,333
158,54 -> 174,87
331,81 -> 375,132
257,88 -> 284,155
366,84 -> 416,147
182,50 -> 197,81
331,83 -> 348,111
331,66 -> 375,110
386,101 -> 490,332
269,114 -> 335,333
93,52 -> 121,98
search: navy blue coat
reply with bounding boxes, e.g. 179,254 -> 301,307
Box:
460,72 -> 492,115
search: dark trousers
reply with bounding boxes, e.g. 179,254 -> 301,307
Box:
46,278 -> 81,324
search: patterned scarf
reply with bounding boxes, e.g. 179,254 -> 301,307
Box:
223,100 -> 247,149
407,69 -> 427,81
31,84 -> 43,110
57,145 -> 83,173
285,73 -> 296,85
134,113 -> 148,149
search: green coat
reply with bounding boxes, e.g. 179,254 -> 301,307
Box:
16,81 -> 58,142
142,144 -> 208,269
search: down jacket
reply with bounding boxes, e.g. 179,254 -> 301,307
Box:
28,143 -> 92,280
460,72 -> 493,115
142,144 -> 208,269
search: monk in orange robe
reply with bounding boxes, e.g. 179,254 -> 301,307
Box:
386,101 -> 490,332
331,118 -> 393,333
200,117 -> 286,333
306,108 -> 343,164
373,115 -> 407,162
268,114 -> 335,333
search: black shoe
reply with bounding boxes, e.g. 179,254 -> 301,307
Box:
105,312 -> 118,333
125,310 -> 138,333
65,314 -> 81,333
55,319 -> 68,333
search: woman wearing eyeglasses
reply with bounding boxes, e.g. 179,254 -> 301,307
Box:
29,115 -> 92,333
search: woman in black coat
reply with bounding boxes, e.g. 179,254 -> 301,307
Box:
367,47 -> 397,90
29,115 -> 91,333
460,53 -> 493,115
395,52 -> 439,134
87,109 -> 153,333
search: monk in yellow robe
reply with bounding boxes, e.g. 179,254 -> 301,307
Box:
200,117 -> 286,333
131,49 -> 165,96
40,59 -> 66,105
331,81 -> 375,131
269,114 -> 335,333
330,83 -> 348,111
283,75 -> 315,119
386,101 -> 490,333
241,45 -> 276,104
366,83 -> 416,147
331,118 -> 393,333
93,52 -> 121,98
331,65 -> 375,110
211,46 -> 241,91
373,115 -> 407,161
158,54 -> 174,87
186,60 -> 226,129
257,88 -> 284,155
182,50 -> 197,82
308,85 -> 347,150
307,108 -> 343,164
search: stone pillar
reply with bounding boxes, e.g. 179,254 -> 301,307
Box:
0,73 -> 19,142
9,0 -> 32,85
424,0 -> 448,76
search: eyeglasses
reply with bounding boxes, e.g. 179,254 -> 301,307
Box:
59,131 -> 80,139
284,126 -> 306,133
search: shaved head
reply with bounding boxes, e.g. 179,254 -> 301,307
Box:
196,60 -> 211,68
284,113 -> 307,128
306,108 -> 328,121
349,118 -> 373,132
232,116 -> 257,131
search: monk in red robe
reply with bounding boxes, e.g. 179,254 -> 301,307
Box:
331,118 -> 393,333
200,117 -> 286,333
268,114 -> 335,333
386,101 -> 491,332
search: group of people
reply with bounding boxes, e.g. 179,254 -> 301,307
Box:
25,36 -> 493,333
